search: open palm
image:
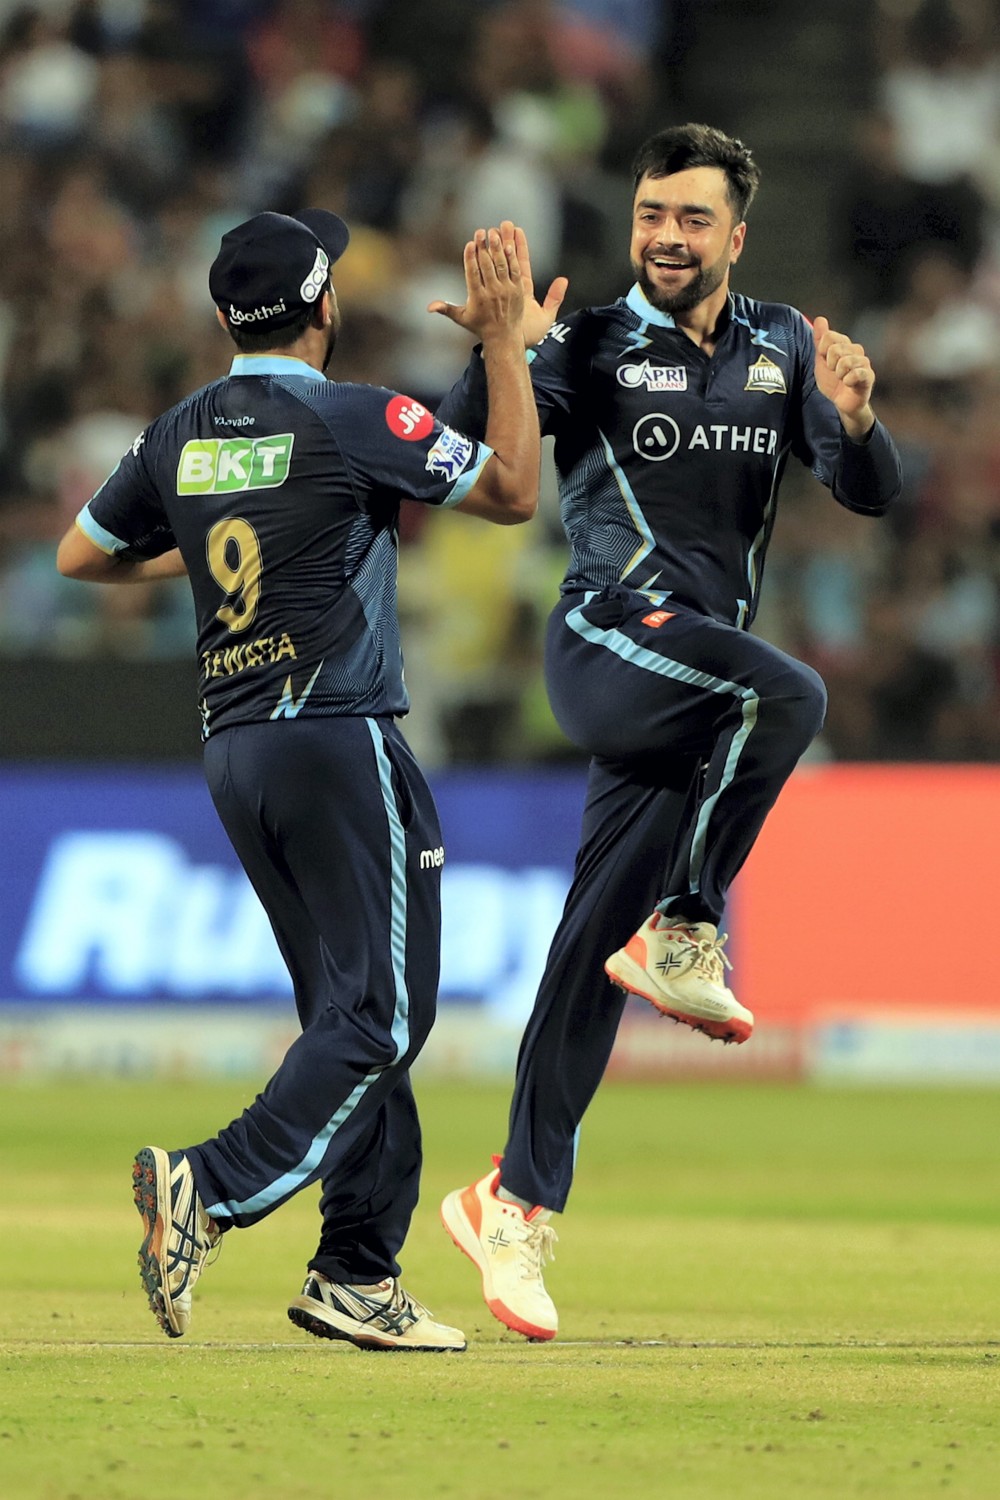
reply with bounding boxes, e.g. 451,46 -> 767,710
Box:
508,221 -> 569,347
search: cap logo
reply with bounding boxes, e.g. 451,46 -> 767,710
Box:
229,300 -> 287,324
300,247 -> 330,303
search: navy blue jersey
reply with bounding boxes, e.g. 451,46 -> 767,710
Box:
438,285 -> 902,628
79,355 -> 491,735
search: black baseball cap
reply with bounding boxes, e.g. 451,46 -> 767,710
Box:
209,209 -> 350,332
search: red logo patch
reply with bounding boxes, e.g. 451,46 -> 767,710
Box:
642,610 -> 675,627
385,395 -> 433,441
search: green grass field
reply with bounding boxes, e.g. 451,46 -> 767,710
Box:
2,1078 -> 998,1499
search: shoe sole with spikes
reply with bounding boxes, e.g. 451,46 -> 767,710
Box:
132,1147 -> 181,1337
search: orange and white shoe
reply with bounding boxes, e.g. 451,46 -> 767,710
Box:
605,912 -> 754,1044
441,1158 -> 558,1342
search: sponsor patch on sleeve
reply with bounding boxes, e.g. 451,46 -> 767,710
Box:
642,610 -> 676,627
385,395 -> 434,441
424,426 -> 474,481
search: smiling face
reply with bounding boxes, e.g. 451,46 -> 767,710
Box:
630,165 -> 746,317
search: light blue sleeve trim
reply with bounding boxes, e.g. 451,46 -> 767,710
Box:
439,441 -> 493,508
76,506 -> 129,556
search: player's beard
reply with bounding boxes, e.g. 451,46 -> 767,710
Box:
321,323 -> 338,372
633,243 -> 732,316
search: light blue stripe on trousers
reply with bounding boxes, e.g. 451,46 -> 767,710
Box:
204,718 -> 411,1218
565,601 -> 759,898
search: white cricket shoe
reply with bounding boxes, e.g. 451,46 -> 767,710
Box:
441,1158 -> 558,1341
132,1147 -> 221,1337
605,912 -> 754,1043
288,1273 -> 466,1351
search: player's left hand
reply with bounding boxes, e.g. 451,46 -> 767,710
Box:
509,220 -> 568,347
428,224 -> 524,341
811,315 -> 876,439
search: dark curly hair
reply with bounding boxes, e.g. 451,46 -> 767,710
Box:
631,124 -> 760,223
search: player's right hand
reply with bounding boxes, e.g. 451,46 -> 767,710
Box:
428,225 -> 524,341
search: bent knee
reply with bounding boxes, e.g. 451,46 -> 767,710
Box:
766,661 -> 827,741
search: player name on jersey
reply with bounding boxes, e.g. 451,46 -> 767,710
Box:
200,631 -> 297,680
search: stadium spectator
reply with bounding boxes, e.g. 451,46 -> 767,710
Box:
864,244 -> 1000,406
833,108 -> 987,319
874,0 -> 1000,195
0,4 -> 98,147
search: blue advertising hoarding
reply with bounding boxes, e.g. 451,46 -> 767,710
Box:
1,765 -> 585,1025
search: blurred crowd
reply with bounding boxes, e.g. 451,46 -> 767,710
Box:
0,0 -> 999,764
772,0 -> 1000,764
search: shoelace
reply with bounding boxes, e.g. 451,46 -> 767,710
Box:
690,931 -> 732,986
203,1224 -> 224,1273
515,1220 -> 558,1281
370,1278 -> 422,1327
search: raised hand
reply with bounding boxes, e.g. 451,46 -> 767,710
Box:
510,221 -> 568,347
811,315 -> 876,438
428,226 -> 524,342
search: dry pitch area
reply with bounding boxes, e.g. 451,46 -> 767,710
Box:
2,1078 -> 998,1499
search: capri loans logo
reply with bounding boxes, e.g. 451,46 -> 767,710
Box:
177,433 -> 295,494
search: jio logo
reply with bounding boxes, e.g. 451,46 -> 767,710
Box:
633,413 -> 680,461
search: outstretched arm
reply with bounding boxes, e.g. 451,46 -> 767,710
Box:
430,225 -> 540,525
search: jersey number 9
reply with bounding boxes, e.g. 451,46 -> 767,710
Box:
207,516 -> 263,632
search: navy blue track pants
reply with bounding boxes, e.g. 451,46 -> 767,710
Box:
187,715 -> 442,1283
501,586 -> 827,1211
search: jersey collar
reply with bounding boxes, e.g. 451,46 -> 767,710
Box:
626,283 -> 676,328
228,355 -> 322,379
625,284 -> 735,337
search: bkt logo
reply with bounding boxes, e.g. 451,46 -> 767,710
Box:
617,360 -> 687,392
177,434 -> 294,494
